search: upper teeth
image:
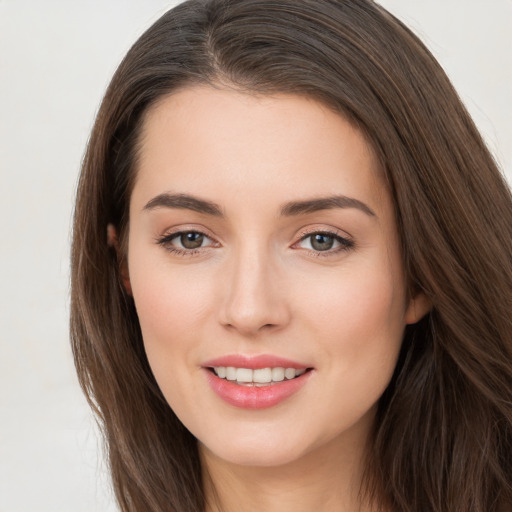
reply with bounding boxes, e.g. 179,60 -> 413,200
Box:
214,367 -> 306,385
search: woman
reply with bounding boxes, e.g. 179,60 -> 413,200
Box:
70,0 -> 512,511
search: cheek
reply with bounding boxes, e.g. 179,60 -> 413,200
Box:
127,248 -> 217,365
297,258 -> 407,388
128,259 -> 214,417
306,270 -> 405,417
134,272 -> 208,335
305,265 -> 405,338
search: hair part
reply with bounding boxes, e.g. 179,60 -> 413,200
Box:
71,1 -> 512,510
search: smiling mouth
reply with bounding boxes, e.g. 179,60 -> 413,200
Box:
209,366 -> 312,386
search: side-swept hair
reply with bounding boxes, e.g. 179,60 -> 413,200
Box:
71,1 -> 512,510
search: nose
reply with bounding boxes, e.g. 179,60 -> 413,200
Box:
218,245 -> 291,336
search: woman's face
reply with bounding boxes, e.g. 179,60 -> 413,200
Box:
126,86 -> 427,468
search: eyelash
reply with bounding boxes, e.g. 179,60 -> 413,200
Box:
156,229 -> 354,257
156,230 -> 218,257
294,229 -> 354,257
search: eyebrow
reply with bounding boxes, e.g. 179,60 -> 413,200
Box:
280,195 -> 376,217
143,192 -> 376,218
143,193 -> 223,216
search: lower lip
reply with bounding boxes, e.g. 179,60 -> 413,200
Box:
204,370 -> 312,409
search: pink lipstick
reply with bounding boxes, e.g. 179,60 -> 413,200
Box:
202,354 -> 313,409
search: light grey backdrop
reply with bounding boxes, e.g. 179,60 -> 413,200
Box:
1,1 -> 510,511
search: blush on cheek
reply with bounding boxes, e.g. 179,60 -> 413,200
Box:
136,289 -> 206,338
315,273 -> 401,329
132,258 -> 211,319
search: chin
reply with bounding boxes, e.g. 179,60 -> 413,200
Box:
205,444 -> 307,468
198,426 -> 325,469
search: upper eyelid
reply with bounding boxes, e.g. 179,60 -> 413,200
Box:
158,226 -> 217,241
295,226 -> 352,241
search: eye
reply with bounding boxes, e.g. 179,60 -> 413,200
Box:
157,230 -> 217,253
296,231 -> 353,253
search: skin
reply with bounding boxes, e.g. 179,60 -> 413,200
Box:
122,86 -> 429,512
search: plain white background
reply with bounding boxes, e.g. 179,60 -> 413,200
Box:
0,1 -> 510,510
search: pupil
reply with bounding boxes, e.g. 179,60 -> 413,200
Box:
311,234 -> 334,251
181,232 -> 204,249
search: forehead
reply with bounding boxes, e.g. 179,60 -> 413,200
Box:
133,86 -> 388,214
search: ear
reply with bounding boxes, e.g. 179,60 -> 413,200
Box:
404,291 -> 431,325
107,223 -> 132,295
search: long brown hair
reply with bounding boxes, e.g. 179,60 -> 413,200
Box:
70,1 -> 512,510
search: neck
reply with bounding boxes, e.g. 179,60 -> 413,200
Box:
200,419 -> 377,512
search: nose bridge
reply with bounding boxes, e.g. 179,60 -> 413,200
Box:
220,237 -> 288,335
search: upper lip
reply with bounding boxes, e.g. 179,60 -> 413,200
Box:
202,354 -> 311,370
